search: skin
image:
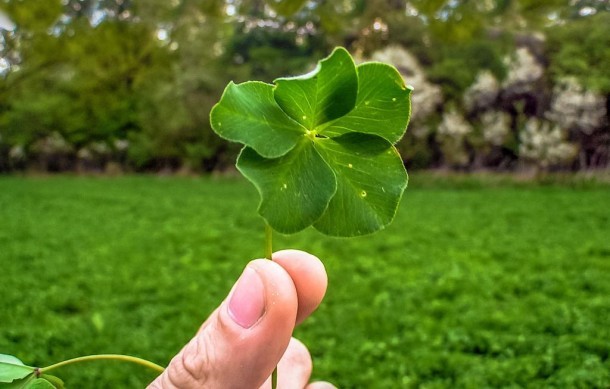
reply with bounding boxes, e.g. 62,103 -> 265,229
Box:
147,250 -> 335,389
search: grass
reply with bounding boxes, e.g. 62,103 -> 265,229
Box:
0,174 -> 609,388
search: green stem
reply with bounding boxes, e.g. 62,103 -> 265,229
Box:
265,222 -> 273,260
39,354 -> 165,375
264,222 -> 277,388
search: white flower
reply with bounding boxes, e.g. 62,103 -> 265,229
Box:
436,109 -> 473,166
503,48 -> 544,93
438,109 -> 472,138
31,132 -> 73,154
114,139 -> 129,151
481,111 -> 511,146
77,147 -> 93,160
410,124 -> 431,139
519,118 -> 577,167
546,77 -> 607,135
9,145 -> 25,160
464,71 -> 500,112
90,141 -> 110,155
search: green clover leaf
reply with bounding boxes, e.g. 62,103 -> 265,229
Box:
23,378 -> 57,389
210,47 -> 412,237
210,81 -> 304,158
237,143 -> 336,234
0,354 -> 35,384
274,47 -> 358,129
310,133 -> 408,236
321,62 -> 412,144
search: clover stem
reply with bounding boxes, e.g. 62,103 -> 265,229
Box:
272,368 -> 278,387
263,221 -> 278,388
38,354 -> 165,375
265,222 -> 273,260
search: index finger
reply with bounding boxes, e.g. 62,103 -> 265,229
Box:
272,250 -> 328,325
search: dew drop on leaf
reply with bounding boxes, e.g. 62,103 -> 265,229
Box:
364,101 -> 370,105
302,115 -> 307,120
348,163 -> 353,168
392,97 -> 396,102
360,190 -> 367,198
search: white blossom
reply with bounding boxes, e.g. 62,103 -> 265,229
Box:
503,47 -> 544,93
410,124 -> 431,139
79,142 -> 112,160
481,111 -> 511,147
547,77 -> 607,135
90,141 -> 110,155
114,139 -> 129,151
438,109 -> 472,138
77,147 -> 93,160
464,71 -> 500,112
9,145 -> 25,160
519,118 -> 577,168
31,132 -> 73,154
437,109 -> 472,166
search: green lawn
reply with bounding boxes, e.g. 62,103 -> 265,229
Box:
1,175 -> 609,388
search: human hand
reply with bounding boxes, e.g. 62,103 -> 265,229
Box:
147,250 -> 335,389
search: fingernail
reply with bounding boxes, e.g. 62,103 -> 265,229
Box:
228,266 -> 265,329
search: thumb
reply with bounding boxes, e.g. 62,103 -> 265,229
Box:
148,259 -> 298,389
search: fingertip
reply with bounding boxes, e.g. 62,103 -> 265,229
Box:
306,382 -> 338,389
277,337 -> 312,387
272,250 -> 328,325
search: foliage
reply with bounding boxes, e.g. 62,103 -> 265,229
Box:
1,176 -> 609,387
0,354 -> 35,384
546,12 -> 610,94
427,40 -> 508,102
0,354 -> 64,388
0,1 -> 608,172
267,0 -> 308,17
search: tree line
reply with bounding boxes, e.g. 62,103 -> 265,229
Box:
0,0 -> 608,173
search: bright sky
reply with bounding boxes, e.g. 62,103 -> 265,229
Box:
0,10 -> 15,31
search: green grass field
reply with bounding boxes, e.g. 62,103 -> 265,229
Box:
1,175 -> 609,388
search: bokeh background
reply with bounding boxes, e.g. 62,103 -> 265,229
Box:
0,0 -> 608,173
1,1 -> 609,388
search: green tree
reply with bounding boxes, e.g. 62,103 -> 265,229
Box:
546,12 -> 610,93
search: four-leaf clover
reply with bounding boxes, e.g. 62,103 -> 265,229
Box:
211,47 -> 412,237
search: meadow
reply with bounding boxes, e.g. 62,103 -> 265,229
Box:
1,174 -> 609,388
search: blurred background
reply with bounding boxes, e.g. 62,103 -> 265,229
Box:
0,0 -> 608,174
1,1 -> 610,388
